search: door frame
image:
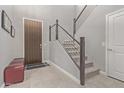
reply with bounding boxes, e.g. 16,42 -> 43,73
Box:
106,8 -> 124,75
23,17 -> 43,64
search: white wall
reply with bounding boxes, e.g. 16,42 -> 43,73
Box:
75,5 -> 96,31
1,5 -> 124,86
75,5 -> 124,71
0,5 -> 76,86
76,5 -> 85,17
50,41 -> 79,79
0,6 -> 16,86
12,5 -> 75,61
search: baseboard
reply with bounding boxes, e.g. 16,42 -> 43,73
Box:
0,83 -> 5,88
44,60 -> 51,64
100,70 -> 107,76
45,60 -> 80,83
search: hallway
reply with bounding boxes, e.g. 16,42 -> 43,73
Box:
6,63 -> 124,88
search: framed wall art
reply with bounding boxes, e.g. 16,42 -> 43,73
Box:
1,10 -> 12,33
11,25 -> 15,38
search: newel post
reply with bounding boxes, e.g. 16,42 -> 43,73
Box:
56,19 -> 58,40
80,37 -> 85,85
73,18 -> 76,38
49,25 -> 51,41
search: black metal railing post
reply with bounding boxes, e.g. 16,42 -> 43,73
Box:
56,19 -> 58,40
80,37 -> 85,85
49,25 -> 51,41
73,18 -> 76,38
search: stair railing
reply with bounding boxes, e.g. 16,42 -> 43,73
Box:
49,19 -> 85,85
73,5 -> 87,38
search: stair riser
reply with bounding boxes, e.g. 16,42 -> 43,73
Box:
63,44 -> 78,47
72,55 -> 92,65
73,58 -> 80,62
63,43 -> 74,45
64,46 -> 79,50
69,53 -> 80,56
69,53 -> 80,57
67,50 -> 80,53
85,63 -> 93,68
69,52 -> 80,55
65,49 -> 79,52
67,48 -> 79,51
64,41 -> 78,44
85,69 -> 99,79
64,44 -> 78,46
76,62 -> 93,68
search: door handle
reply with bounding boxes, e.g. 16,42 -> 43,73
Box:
40,44 -> 42,48
40,44 -> 42,47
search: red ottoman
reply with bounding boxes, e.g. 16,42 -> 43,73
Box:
9,58 -> 24,65
4,58 -> 24,86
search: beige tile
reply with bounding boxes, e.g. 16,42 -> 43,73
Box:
6,64 -> 124,88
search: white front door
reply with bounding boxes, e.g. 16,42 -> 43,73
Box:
106,9 -> 124,81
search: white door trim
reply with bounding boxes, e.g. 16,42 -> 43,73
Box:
106,8 -> 124,75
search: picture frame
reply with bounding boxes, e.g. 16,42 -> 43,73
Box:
1,10 -> 12,33
11,25 -> 15,38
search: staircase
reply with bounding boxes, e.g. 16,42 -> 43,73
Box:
63,40 -> 99,79
49,5 -> 99,85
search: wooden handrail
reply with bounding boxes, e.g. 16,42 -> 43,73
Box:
51,24 -> 56,28
75,5 -> 87,23
58,24 -> 80,45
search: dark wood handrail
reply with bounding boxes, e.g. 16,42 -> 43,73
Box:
51,24 -> 56,28
75,5 -> 87,23
58,24 -> 80,45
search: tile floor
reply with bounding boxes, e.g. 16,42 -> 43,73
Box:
6,64 -> 124,88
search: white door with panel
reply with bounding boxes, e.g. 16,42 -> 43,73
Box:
107,9 -> 124,81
